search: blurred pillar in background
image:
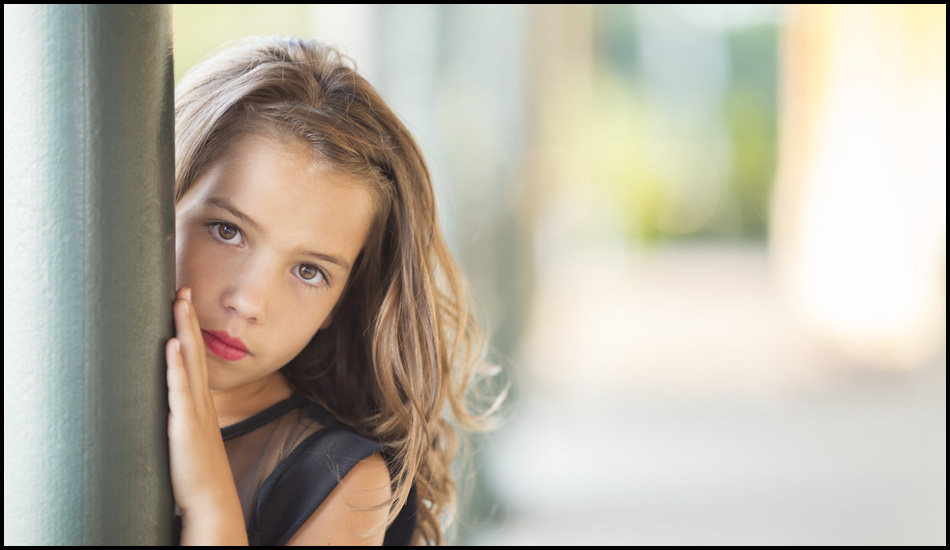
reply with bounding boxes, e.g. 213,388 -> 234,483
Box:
3,4 -> 175,544
771,4 -> 946,370
511,4 -> 595,260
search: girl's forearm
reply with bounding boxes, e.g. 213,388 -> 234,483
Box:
179,495 -> 248,546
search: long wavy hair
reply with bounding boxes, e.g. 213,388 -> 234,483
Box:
174,36 -> 503,544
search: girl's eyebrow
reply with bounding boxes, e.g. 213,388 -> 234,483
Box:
206,196 -> 265,234
204,196 -> 351,271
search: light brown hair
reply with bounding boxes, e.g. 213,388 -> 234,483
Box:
174,36 -> 504,544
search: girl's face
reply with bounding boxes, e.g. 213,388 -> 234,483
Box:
174,132 -> 375,393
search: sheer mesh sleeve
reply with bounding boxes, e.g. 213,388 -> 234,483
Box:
222,402 -> 326,526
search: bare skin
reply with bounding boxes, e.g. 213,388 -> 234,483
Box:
167,132 -> 391,545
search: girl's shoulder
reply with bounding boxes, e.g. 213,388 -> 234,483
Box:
241,394 -> 415,545
286,394 -> 388,463
232,392 -> 390,486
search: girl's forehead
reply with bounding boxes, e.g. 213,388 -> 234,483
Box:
181,133 -> 376,257
210,132 -> 368,203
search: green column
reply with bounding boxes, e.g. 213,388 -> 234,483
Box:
3,4 -> 175,545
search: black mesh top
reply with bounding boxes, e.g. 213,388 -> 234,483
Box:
173,393 -> 417,545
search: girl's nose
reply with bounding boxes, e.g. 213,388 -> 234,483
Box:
220,267 -> 270,323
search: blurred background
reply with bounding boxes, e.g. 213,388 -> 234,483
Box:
174,4 -> 945,545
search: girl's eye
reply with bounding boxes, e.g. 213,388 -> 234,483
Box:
296,264 -> 327,288
210,222 -> 243,245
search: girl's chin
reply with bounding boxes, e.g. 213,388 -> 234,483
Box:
204,359 -> 237,392
205,359 -> 279,395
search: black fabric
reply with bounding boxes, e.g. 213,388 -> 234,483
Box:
172,394 -> 416,545
383,476 -> 418,545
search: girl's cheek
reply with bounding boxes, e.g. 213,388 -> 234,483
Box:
177,227 -> 220,289
174,230 -> 194,289
192,240 -> 229,276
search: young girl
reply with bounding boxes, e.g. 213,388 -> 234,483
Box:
166,36 -> 501,545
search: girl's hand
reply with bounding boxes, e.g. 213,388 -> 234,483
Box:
166,286 -> 246,544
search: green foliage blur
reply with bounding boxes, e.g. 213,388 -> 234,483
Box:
594,5 -> 778,243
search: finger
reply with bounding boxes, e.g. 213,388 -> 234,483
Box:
175,297 -> 207,406
184,289 -> 209,383
185,297 -> 215,412
166,338 -> 193,416
177,287 -> 202,365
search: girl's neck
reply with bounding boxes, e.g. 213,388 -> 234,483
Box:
211,371 -> 294,428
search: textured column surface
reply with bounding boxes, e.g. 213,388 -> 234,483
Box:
3,4 -> 175,545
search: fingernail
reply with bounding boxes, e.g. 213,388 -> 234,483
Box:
185,288 -> 192,303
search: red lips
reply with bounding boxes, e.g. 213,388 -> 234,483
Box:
202,330 -> 249,353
